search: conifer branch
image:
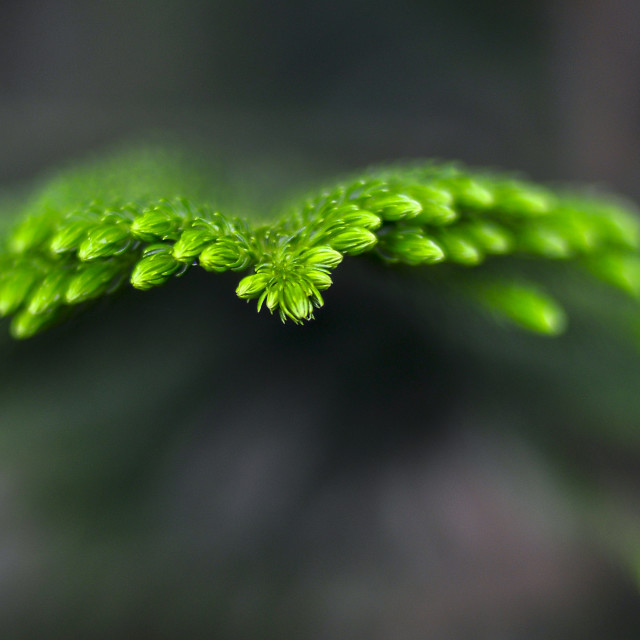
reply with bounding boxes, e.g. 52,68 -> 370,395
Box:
1,152 -> 639,338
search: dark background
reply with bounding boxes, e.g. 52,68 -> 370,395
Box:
2,1 -> 640,192
1,1 -> 640,638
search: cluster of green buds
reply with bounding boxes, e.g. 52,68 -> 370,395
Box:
0,199 -> 244,337
1,157 -> 639,338
237,245 -> 343,323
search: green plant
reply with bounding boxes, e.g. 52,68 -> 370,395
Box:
1,146 -> 639,340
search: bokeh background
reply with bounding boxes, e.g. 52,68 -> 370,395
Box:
1,1 -> 640,638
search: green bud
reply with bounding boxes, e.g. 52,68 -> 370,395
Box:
65,261 -> 123,304
447,177 -> 495,209
548,207 -> 599,252
9,214 -> 54,253
408,186 -> 457,225
172,228 -> 217,262
435,230 -> 483,265
280,280 -> 314,323
236,272 -> 271,299
329,227 -> 377,255
0,266 -> 41,316
303,283 -> 324,309
300,246 -> 343,270
78,223 -> 132,261
592,204 -> 640,250
379,228 -> 445,265
586,253 -> 640,298
199,239 -> 250,272
414,185 -> 453,206
10,308 -> 58,339
345,178 -> 386,203
264,285 -> 280,311
27,268 -> 71,314
495,182 -> 554,216
130,246 -> 182,290
305,268 -> 333,290
479,282 -> 566,335
519,226 -> 572,259
334,205 -> 382,230
100,208 -> 137,225
413,202 -> 457,226
50,216 -> 100,254
367,194 -> 423,222
130,205 -> 184,241
464,220 -> 512,254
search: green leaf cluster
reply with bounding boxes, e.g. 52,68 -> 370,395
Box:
1,153 -> 639,338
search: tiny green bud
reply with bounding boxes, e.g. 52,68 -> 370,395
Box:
199,239 -> 250,272
9,215 -> 54,253
435,230 -> 483,265
346,178 -> 386,202
519,226 -> 572,259
65,261 -> 123,304
552,208 -> 599,252
412,185 -> 454,207
379,228 -> 445,265
479,282 -> 567,335
130,246 -> 182,290
593,204 -> 640,249
27,268 -> 71,314
130,205 -> 184,241
447,177 -> 495,209
172,228 -> 217,262
586,253 -> 640,298
78,223 -> 132,261
101,208 -> 137,225
495,182 -> 554,216
304,284 -> 324,309
300,246 -> 343,270
366,194 -> 423,222
10,308 -> 58,339
264,285 -> 280,311
329,227 -> 377,255
305,268 -> 333,290
408,186 -> 457,225
334,206 -> 382,230
50,216 -> 100,254
464,220 -> 512,254
236,273 -> 271,299
280,280 -> 313,322
0,267 -> 41,316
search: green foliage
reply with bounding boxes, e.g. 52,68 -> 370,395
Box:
1,151 -> 640,338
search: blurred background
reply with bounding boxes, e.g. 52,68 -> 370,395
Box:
1,1 -> 640,638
